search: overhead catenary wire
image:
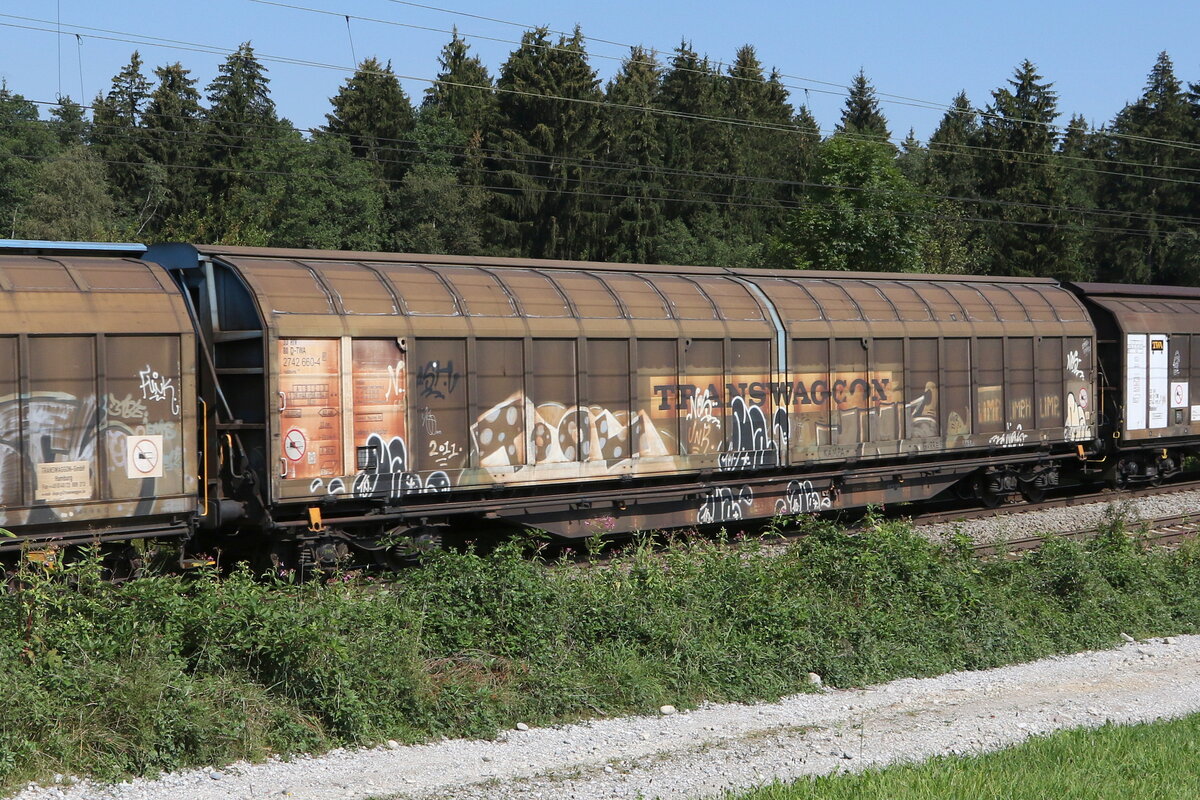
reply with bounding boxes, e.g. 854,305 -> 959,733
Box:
1,145 -> 1173,241
2,14 -> 1199,243
18,98 -> 1200,232
5,13 -> 1200,200
4,9 -> 1195,184
5,8 -> 1200,165
362,0 -> 1200,155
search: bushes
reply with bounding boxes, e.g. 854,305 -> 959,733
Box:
3,516 -> 1200,791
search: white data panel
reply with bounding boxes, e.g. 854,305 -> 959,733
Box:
1149,334 -> 1169,429
1126,334 -> 1147,431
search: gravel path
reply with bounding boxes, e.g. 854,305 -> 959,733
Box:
916,489 -> 1200,545
14,635 -> 1200,800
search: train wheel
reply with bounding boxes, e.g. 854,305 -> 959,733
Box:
1107,459 -> 1130,490
975,474 -> 1005,509
385,526 -> 446,568
1020,483 -> 1045,504
102,545 -> 144,582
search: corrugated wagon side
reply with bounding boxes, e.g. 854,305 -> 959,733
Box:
0,241 -> 198,555
145,243 -> 1106,567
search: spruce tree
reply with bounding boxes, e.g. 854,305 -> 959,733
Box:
326,58 -> 415,181
49,97 -> 87,147
197,43 -> 289,241
777,104 -> 822,210
723,46 -> 794,239
600,45 -> 665,263
837,70 -> 891,143
89,52 -> 154,222
976,60 -> 1084,280
390,111 -> 487,255
1095,53 -> 1199,284
657,41 -> 728,228
491,26 -> 603,259
896,128 -> 926,182
926,91 -> 980,198
142,62 -> 203,235
423,31 -> 496,145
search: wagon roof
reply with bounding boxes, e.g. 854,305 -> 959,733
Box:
0,253 -> 191,335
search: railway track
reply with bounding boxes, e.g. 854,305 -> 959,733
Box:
910,477 -> 1200,527
905,478 -> 1200,557
968,510 -> 1200,558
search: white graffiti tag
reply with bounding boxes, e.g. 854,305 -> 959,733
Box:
697,485 -> 754,525
988,423 -> 1029,448
385,360 -> 405,401
139,365 -> 180,416
1066,350 -> 1085,380
774,480 -> 833,516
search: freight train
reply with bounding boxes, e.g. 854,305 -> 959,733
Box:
1,239 -> 1197,568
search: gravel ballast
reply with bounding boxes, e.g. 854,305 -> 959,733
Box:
917,489 -> 1200,545
13,636 -> 1200,800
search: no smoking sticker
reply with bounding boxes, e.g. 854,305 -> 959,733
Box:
1171,381 -> 1189,409
125,435 -> 164,479
284,428 -> 307,461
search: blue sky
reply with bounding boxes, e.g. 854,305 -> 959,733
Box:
1,0 -> 1198,141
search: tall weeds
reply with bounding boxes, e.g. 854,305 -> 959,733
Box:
3,515 -> 1198,791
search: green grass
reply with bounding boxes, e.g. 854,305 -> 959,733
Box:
3,510 -> 1200,793
727,713 -> 1200,799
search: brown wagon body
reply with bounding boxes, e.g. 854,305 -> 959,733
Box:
146,244 -> 1099,546
0,244 -> 198,551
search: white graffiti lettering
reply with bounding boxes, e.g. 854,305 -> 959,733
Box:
697,485 -> 753,525
774,480 -> 833,516
341,434 -> 451,501
988,423 -> 1029,448
685,389 -> 721,455
139,365 -> 180,416
107,393 -> 147,421
1065,392 -> 1090,442
1066,351 -> 1085,380
385,360 -> 405,402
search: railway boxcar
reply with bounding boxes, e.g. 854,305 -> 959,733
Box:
0,242 -> 198,554
1070,283 -> 1200,485
138,244 -> 1099,565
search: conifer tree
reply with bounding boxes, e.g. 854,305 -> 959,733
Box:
976,60 -> 1083,280
326,58 -> 415,181
600,46 -> 665,262
657,41 -> 729,228
194,43 -> 290,241
925,91 -> 980,198
423,31 -> 496,145
390,111 -> 487,255
837,70 -> 891,143
723,46 -> 794,238
142,62 -> 203,234
89,52 -> 154,220
49,97 -> 87,147
778,104 -> 822,208
896,128 -> 926,182
1095,53 -> 1199,284
421,32 -> 496,243
491,26 -> 602,258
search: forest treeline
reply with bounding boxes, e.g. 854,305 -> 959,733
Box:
2,30 -> 1199,284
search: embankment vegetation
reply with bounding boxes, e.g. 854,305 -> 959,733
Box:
3,513 -> 1200,792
